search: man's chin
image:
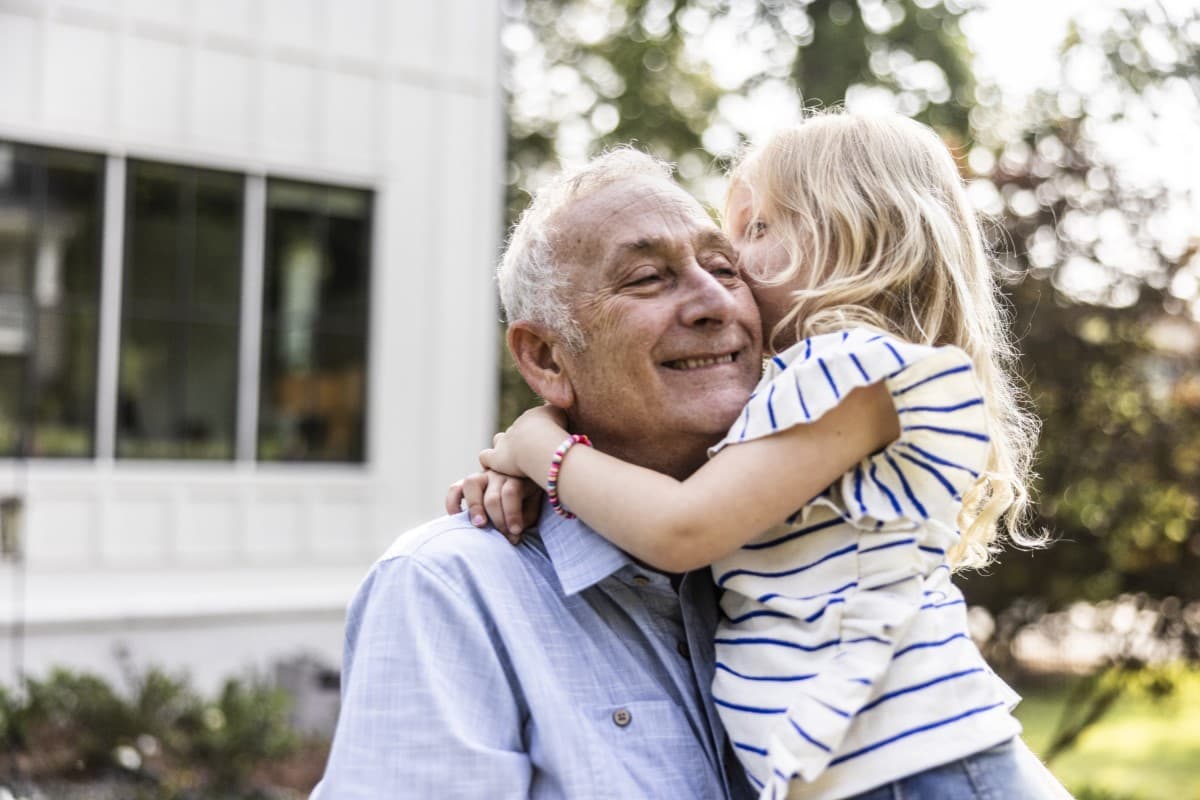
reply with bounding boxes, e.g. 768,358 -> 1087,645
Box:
683,395 -> 752,443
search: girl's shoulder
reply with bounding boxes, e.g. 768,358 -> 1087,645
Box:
714,327 -> 990,526
767,327 -> 947,380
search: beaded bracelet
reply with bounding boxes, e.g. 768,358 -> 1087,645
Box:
547,434 -> 592,519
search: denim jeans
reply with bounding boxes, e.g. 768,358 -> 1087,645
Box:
847,739 -> 1074,800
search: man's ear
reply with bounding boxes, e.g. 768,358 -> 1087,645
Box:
507,322 -> 576,410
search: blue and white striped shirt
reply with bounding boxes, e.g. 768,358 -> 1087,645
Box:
709,328 -> 1022,800
314,504 -> 755,799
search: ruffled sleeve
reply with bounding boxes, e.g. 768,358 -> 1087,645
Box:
711,327 -> 990,530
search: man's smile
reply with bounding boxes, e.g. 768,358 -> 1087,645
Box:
662,350 -> 742,371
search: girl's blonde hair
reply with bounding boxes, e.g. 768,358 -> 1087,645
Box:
728,110 -> 1042,569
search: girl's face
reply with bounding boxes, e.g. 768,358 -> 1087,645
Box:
725,182 -> 802,351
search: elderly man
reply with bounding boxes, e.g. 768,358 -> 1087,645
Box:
314,149 -> 762,798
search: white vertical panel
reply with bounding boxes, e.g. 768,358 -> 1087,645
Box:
176,497 -> 240,562
102,496 -> 171,565
125,0 -> 186,27
236,176 -> 266,463
386,0 -> 435,72
263,0 -> 317,52
370,83 -> 436,512
261,60 -> 316,161
245,497 -> 305,562
195,0 -> 255,41
310,499 -> 365,560
0,13 -> 39,127
322,72 -> 373,171
193,49 -> 253,156
95,155 -> 125,461
26,496 -> 94,567
120,36 -> 184,139
327,0 -> 378,62
58,0 -> 118,15
429,93 -> 501,499
443,0 -> 495,83
44,22 -> 113,128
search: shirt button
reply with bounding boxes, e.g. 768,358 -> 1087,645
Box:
677,641 -> 690,660
612,708 -> 632,727
632,574 -> 650,586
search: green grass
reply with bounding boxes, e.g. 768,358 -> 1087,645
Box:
1015,667 -> 1200,800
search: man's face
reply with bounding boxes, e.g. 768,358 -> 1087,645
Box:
554,177 -> 763,477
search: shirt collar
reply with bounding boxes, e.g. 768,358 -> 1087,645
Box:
534,501 -> 636,596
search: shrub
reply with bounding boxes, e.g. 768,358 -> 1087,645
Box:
0,664 -> 307,799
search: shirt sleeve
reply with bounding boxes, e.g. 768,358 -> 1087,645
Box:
714,327 -> 990,535
313,556 -> 532,798
711,329 -> 992,797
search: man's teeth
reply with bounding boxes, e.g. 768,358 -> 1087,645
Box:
668,354 -> 735,370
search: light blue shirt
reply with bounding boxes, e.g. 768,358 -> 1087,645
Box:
314,504 -> 754,799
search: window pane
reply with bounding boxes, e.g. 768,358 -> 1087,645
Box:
193,170 -> 243,311
117,317 -> 176,458
323,206 -> 371,324
125,162 -> 182,310
0,144 -> 35,298
257,326 -> 366,462
31,309 -> 97,457
0,142 -> 103,458
180,321 -> 237,459
119,160 -> 242,460
0,355 -> 23,456
260,179 -> 371,463
46,148 -> 104,303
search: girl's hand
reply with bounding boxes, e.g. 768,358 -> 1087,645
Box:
445,470 -> 542,543
479,405 -> 570,480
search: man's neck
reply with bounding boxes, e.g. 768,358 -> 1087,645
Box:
582,433 -> 710,481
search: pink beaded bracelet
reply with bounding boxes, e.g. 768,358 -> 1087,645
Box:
547,434 -> 592,519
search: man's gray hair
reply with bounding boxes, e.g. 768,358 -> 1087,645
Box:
497,147 -> 675,351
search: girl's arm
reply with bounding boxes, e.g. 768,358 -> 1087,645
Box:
482,382 -> 899,572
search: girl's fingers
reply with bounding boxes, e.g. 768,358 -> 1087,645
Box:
500,477 -> 527,536
483,472 -> 509,536
445,481 -> 465,516
459,472 -> 490,527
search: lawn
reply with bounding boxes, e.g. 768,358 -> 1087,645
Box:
1015,667 -> 1200,800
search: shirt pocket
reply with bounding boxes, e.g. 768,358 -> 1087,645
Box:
586,699 -> 721,799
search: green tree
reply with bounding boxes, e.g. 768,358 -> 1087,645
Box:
959,3 -> 1200,621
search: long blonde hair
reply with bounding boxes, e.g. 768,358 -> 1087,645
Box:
728,110 -> 1042,569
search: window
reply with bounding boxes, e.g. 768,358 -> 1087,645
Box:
0,143 -> 104,458
0,142 -> 373,466
258,180 -> 371,462
117,161 -> 243,459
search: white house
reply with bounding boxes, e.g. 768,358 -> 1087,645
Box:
0,0 -> 503,691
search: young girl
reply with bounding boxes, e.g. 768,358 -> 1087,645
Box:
475,111 -> 1061,799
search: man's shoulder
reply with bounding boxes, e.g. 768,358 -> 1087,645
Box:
368,513 -> 552,596
379,512 -> 523,560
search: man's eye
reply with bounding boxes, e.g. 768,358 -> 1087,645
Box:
626,271 -> 661,287
706,255 -> 739,278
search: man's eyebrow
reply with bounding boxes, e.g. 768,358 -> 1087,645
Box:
613,230 -> 732,259
696,229 -> 734,251
614,236 -> 671,257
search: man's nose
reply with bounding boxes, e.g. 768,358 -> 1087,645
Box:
678,262 -> 738,328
